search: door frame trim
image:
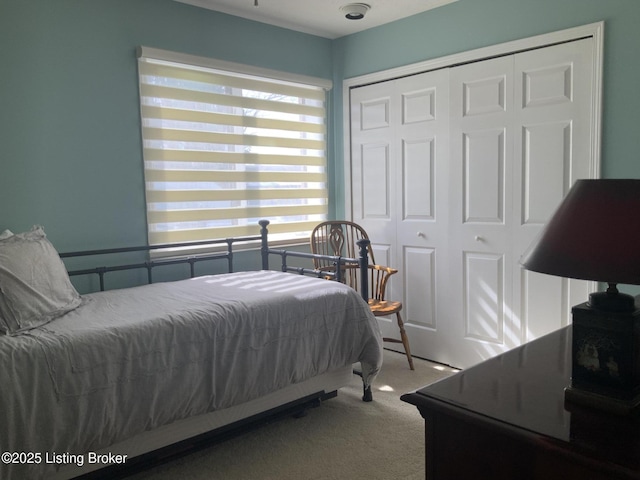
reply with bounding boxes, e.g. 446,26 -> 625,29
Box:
342,21 -> 604,217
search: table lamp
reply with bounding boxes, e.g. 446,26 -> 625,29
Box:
521,179 -> 640,414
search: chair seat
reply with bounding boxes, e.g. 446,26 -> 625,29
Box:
368,299 -> 402,316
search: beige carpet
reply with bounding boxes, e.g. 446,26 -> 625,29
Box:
128,350 -> 457,480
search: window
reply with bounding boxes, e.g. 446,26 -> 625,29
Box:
137,47 -> 330,251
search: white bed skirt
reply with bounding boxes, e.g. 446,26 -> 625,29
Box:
54,365 -> 354,479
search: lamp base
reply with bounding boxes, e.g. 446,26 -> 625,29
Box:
567,297 -> 640,415
588,284 -> 635,312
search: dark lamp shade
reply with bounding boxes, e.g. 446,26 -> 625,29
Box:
521,179 -> 640,286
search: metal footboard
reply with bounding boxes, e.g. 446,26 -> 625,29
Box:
258,220 -> 370,302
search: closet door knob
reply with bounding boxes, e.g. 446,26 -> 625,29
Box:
417,231 -> 425,238
475,235 -> 483,242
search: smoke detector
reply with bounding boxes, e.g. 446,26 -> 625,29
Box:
340,3 -> 371,20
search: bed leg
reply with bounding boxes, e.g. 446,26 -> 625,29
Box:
362,384 -> 373,402
354,369 -> 374,402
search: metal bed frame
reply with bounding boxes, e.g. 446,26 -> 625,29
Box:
25,220 -> 375,479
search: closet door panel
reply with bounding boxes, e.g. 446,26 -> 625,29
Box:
514,38 -> 596,342
359,143 -> 391,218
447,55 -> 516,368
403,138 -> 434,220
351,70 -> 450,353
463,128 -> 506,223
464,252 -> 506,349
395,70 -> 450,358
349,36 -> 597,368
522,122 -> 570,224
350,84 -> 396,254
404,246 -> 436,330
521,270 -> 567,340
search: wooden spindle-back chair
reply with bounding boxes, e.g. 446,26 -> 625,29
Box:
310,221 -> 414,370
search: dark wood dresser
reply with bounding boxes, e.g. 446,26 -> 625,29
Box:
401,327 -> 640,479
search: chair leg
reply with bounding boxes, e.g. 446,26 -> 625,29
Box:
395,311 -> 414,370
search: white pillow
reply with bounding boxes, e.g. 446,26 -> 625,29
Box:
0,226 -> 81,334
0,230 -> 14,333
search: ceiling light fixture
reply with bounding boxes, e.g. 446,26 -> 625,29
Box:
341,3 -> 371,20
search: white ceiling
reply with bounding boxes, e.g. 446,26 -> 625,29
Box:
175,0 -> 458,39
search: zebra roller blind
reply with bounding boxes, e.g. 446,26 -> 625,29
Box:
137,47 -> 330,249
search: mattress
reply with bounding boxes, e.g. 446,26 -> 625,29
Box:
0,270 -> 382,479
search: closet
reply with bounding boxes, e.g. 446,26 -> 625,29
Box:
348,32 -> 600,368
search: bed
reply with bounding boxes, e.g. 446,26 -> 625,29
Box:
0,220 -> 383,480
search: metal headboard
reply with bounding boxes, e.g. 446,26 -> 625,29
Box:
59,220 -> 370,301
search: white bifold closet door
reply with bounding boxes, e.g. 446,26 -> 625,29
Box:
350,38 -> 597,368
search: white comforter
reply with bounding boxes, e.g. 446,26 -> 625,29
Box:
0,271 -> 382,479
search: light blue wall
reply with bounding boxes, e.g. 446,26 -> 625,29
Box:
330,0 -> 640,216
0,0 -> 331,252
2,0 -> 639,258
